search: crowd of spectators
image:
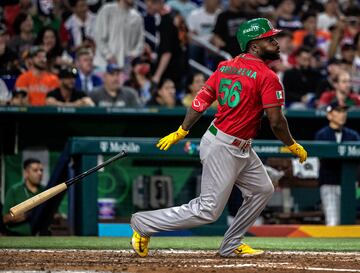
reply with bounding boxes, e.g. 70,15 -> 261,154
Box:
0,0 -> 360,110
1,0 -> 360,232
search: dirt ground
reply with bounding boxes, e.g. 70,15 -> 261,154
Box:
0,249 -> 359,273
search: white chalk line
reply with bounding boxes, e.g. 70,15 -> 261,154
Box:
197,264 -> 360,272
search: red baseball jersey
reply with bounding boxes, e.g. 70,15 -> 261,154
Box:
192,53 -> 285,139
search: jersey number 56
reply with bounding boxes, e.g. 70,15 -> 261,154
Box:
218,78 -> 242,108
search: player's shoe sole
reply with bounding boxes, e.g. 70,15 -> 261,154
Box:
130,230 -> 150,257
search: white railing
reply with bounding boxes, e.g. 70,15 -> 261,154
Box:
144,31 -> 231,77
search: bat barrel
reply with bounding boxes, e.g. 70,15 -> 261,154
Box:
10,183 -> 68,218
9,150 -> 128,218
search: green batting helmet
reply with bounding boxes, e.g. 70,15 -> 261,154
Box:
236,18 -> 282,52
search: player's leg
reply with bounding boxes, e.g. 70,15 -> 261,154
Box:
131,131 -> 241,236
227,186 -> 243,226
130,131 -> 244,256
219,149 -> 274,256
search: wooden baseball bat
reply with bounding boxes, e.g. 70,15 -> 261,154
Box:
9,150 -> 128,218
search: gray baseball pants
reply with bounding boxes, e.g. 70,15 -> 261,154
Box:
131,124 -> 274,256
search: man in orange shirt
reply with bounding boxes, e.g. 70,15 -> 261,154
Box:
14,46 -> 59,106
292,12 -> 331,55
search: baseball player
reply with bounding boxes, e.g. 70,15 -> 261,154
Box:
131,18 -> 308,257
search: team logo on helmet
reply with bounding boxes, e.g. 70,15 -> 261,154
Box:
243,25 -> 260,34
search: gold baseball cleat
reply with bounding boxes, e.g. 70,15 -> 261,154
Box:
232,243 -> 264,256
131,230 -> 150,257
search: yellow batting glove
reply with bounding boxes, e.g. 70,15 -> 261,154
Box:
287,141 -> 308,163
156,126 -> 189,151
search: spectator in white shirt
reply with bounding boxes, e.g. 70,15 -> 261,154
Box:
187,0 -> 221,68
94,0 -> 144,70
187,0 -> 221,43
65,0 -> 97,52
317,0 -> 340,31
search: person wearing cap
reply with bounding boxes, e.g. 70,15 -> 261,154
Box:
318,70 -> 360,109
130,18 -> 307,258
13,46 -> 60,106
46,67 -> 94,107
315,101 -> 360,226
89,64 -> 140,107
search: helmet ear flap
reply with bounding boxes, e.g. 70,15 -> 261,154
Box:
238,35 -> 257,53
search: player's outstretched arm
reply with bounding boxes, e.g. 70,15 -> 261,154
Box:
156,108 -> 203,151
265,107 -> 307,163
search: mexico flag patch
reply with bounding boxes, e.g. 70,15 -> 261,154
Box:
276,90 -> 283,100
